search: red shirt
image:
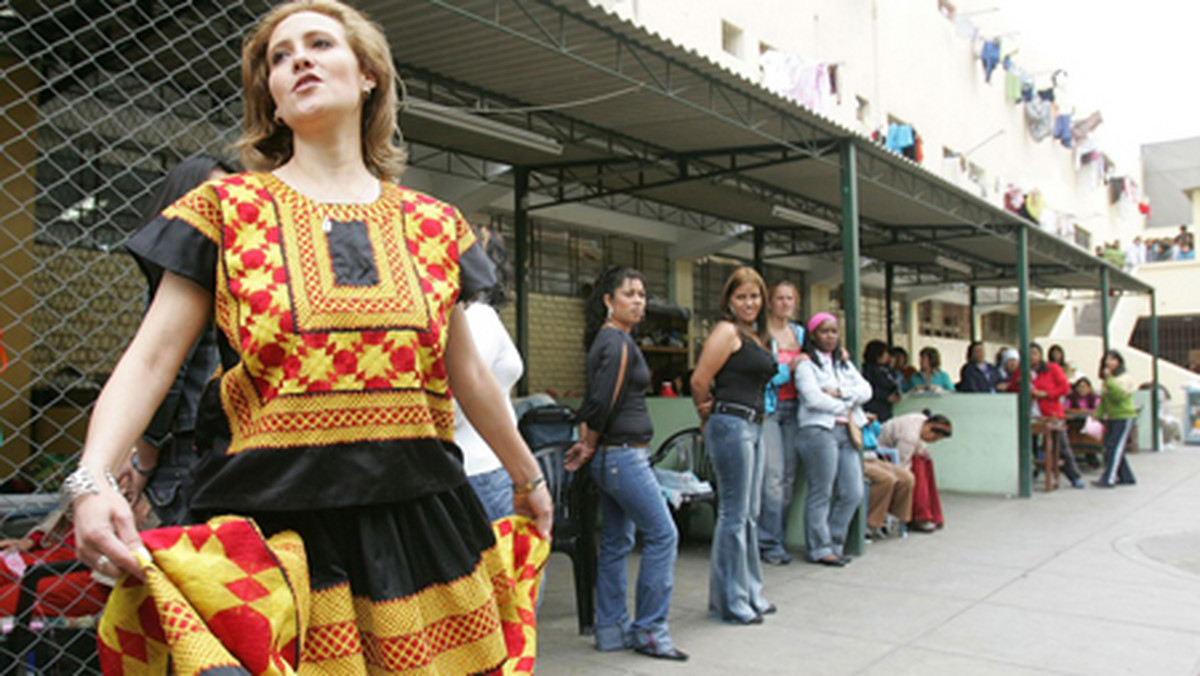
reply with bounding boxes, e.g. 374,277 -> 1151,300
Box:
776,348 -> 802,400
1006,362 -> 1070,419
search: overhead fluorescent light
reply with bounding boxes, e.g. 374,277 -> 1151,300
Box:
935,255 -> 973,276
403,100 -> 564,156
770,205 -> 840,234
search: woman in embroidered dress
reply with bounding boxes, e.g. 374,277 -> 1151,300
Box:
69,1 -> 551,673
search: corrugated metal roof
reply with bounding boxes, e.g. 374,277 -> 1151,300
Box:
364,0 -> 1150,294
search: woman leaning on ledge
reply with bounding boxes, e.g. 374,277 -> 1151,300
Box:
691,266 -> 777,625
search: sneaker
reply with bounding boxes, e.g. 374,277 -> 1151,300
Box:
761,551 -> 793,566
1071,478 -> 1086,489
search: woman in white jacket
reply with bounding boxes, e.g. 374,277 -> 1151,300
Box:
794,313 -> 872,566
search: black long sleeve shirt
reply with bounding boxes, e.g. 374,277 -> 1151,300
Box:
577,328 -> 653,446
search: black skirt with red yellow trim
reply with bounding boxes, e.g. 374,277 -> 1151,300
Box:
244,484 -> 524,675
97,502 -> 547,675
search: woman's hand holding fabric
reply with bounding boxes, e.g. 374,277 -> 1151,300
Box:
73,487 -> 148,582
513,484 -> 554,540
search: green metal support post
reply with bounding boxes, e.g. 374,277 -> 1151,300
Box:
969,285 -> 978,341
1017,226 -> 1032,498
1100,267 -> 1111,356
885,262 -> 895,348
514,167 -> 530,395
753,227 -> 765,276
840,140 -> 866,555
840,142 -> 861,364
1151,290 -> 1161,451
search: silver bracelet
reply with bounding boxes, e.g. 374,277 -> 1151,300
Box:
130,453 -> 156,477
61,466 -> 121,501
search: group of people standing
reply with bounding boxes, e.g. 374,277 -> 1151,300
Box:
566,265 -> 957,658
883,338 -> 1139,490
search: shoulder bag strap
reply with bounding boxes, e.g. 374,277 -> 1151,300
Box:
594,337 -> 630,481
607,338 -> 630,429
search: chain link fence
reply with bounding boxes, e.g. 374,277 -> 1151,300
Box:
1,1 -> 270,670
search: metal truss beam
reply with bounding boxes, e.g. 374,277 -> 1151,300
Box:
404,142 -> 759,239
525,150 -> 825,211
421,0 -> 837,151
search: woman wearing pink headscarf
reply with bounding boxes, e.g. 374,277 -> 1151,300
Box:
793,312 -> 872,566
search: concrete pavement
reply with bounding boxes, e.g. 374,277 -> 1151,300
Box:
535,444 -> 1200,675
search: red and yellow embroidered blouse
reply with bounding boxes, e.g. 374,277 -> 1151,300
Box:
127,173 -> 493,511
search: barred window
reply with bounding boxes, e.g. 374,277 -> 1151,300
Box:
830,284 -> 906,346
981,311 -> 1018,344
494,219 -> 669,298
918,300 -> 968,339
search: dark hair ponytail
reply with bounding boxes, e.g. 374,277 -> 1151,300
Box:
583,265 -> 646,349
922,409 -> 953,437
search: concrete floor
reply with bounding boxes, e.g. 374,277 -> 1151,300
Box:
535,444 -> 1200,675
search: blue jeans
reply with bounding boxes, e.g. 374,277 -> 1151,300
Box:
797,425 -> 863,560
758,398 -> 800,558
467,467 -> 514,523
1101,418 -> 1137,485
588,445 -> 679,652
705,413 -> 771,623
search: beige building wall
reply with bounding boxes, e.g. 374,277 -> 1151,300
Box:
1134,260 -> 1200,317
499,294 -> 588,397
596,0 -> 1143,249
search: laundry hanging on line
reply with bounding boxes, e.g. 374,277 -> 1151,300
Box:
1024,98 -> 1053,142
1072,110 -> 1103,141
760,49 -> 836,114
980,39 -> 1001,82
1053,113 -> 1073,148
885,122 -> 915,154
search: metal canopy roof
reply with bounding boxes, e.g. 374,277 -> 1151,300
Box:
363,0 -> 1151,294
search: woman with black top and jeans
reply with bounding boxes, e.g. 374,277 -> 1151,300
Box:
691,266 -> 778,625
566,266 -> 686,661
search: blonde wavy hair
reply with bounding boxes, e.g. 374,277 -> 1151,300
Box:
236,0 -> 406,180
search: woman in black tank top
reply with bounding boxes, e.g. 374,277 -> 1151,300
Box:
691,267 -> 778,625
